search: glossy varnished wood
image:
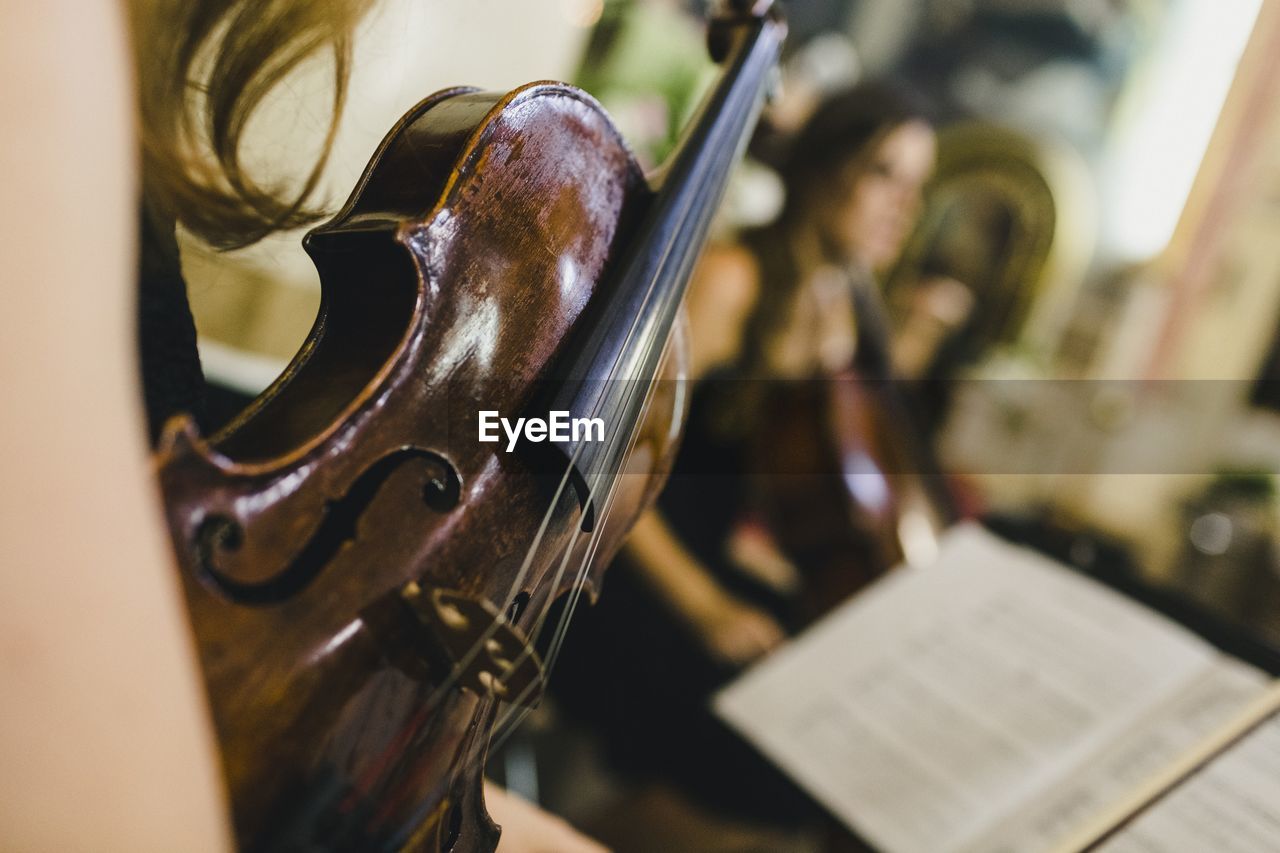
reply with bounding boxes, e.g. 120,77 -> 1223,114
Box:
157,83 -> 679,850
155,3 -> 784,848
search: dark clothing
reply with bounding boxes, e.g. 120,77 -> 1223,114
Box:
652,369 -> 799,621
551,231 -> 910,827
137,204 -> 206,445
551,371 -> 817,827
553,228 -> 827,825
654,373 -> 749,573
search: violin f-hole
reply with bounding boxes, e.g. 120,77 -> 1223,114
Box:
192,447 -> 461,605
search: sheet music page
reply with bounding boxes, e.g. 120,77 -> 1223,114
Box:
713,524 -> 1268,853
962,657 -> 1267,853
1095,709 -> 1280,853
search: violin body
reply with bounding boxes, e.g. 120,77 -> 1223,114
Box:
157,84 -> 686,851
155,2 -> 784,846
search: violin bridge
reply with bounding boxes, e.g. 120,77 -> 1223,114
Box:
398,583 -> 546,708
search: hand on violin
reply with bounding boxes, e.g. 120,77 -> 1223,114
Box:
686,590 -> 787,667
486,781 -> 608,853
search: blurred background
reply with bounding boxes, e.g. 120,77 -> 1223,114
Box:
180,0 -> 1280,845
186,0 -> 1280,639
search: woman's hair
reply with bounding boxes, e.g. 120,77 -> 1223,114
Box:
775,80 -> 932,225
731,80 -> 932,384
130,0 -> 373,249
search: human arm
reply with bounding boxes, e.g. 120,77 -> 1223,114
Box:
0,0 -> 232,848
682,241 -> 761,382
623,510 -> 785,666
487,780 -> 608,853
890,274 -> 974,379
620,241 -> 786,666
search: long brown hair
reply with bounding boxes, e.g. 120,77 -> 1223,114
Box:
739,81 -> 932,378
130,0 -> 373,249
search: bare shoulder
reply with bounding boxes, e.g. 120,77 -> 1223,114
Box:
690,241 -> 762,302
684,240 -> 762,379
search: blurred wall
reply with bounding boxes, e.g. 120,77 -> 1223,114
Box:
1035,0 -> 1280,572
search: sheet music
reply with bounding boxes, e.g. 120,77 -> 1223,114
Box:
1096,710 -> 1280,853
713,524 -> 1269,853
963,657 -> 1266,853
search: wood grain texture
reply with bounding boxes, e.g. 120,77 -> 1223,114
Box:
155,83 -> 684,851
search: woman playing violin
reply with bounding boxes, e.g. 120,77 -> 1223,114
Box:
635,81 -> 939,662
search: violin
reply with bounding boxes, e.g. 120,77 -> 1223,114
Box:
154,3 -> 784,850
753,271 -> 956,619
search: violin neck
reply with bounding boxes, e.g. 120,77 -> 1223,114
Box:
535,8 -> 785,498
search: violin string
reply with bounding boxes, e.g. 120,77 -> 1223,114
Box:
512,376 -> 650,660
491,153 -> 719,683
423,314 -> 658,711
487,225 -> 697,731
496,1 -> 772,670
477,113 -> 707,650
488,367 -> 661,715
507,63 -> 752,647
418,443 -> 584,707
494,352 -> 690,746
489,396 -> 641,746
497,187 -> 726,719
419,255 -> 664,709
490,484 -> 617,742
511,226 -> 694,644
419,92 -> 776,853
484,145 -> 708,672
419,114 -> 699,706
428,220 -> 705,704
310,20 -> 777,837
438,14 -> 771,736
490,58 -> 766,739
484,386 -> 661,748
536,389 -> 663,679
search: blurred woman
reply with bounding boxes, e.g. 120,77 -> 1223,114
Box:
641,82 -> 938,660
0,1 -> 601,849
555,81 -> 937,827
